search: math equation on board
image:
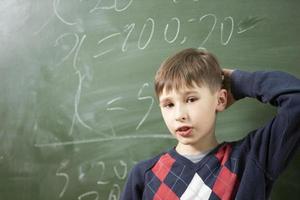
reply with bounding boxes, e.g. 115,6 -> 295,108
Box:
32,0 -> 261,199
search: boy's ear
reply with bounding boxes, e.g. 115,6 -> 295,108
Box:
216,89 -> 227,112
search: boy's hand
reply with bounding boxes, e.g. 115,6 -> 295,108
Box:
222,69 -> 236,108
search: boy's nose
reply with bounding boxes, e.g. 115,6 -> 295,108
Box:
175,105 -> 188,121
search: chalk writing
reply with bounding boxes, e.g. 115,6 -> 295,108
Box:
90,0 -> 133,13
237,16 -> 264,34
54,32 -> 79,65
33,1 -> 262,199
122,23 -> 135,52
56,164 -> 69,198
96,161 -> 110,185
220,16 -> 234,45
136,83 -> 154,130
78,160 -> 132,200
164,17 -> 181,43
138,17 -> 155,50
94,33 -> 121,58
107,97 -> 128,111
78,191 -> 99,200
53,0 -> 76,26
35,134 -> 173,147
198,14 -> 217,48
89,13 -> 244,60
113,160 -> 128,180
108,184 -> 121,200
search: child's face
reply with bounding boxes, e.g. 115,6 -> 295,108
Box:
159,83 -> 226,154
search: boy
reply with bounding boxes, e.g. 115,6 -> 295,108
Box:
120,48 -> 300,200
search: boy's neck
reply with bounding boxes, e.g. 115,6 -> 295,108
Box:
175,137 -> 219,156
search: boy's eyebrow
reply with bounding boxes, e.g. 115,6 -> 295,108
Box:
159,90 -> 199,103
159,97 -> 171,104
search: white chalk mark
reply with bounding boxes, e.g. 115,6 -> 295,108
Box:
108,184 -> 121,200
59,159 -> 69,170
96,161 -> 110,185
53,0 -> 76,26
237,16 -> 264,34
34,134 -> 174,147
221,16 -> 234,46
69,71 -> 92,136
90,0 -> 133,13
106,97 -> 128,111
122,23 -> 135,52
115,0 -> 133,12
55,33 -> 79,65
73,34 -> 86,71
188,18 -> 196,23
90,0 -> 114,13
93,33 -> 121,58
198,14 -> 217,49
33,14 -> 55,35
97,33 -> 121,45
138,18 -> 155,50
56,172 -> 69,198
107,107 -> 128,111
78,191 -> 99,200
136,83 -> 154,130
237,25 -> 256,34
113,160 -> 127,180
107,97 -> 121,105
180,36 -> 187,44
164,17 -> 180,44
93,49 -> 113,58
198,47 -> 207,51
69,35 -> 90,135
78,166 -> 85,181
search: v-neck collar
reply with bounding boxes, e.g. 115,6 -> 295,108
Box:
168,142 -> 226,170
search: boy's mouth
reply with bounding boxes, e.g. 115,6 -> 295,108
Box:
176,126 -> 192,137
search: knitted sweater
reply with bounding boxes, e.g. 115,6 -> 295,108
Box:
120,70 -> 300,200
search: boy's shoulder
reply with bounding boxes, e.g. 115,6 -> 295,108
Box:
132,150 -> 171,174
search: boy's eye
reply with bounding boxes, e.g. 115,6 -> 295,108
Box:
163,102 -> 174,108
187,97 -> 198,103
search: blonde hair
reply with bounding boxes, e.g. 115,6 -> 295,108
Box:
154,48 -> 223,97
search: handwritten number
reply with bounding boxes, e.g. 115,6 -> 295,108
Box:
122,23 -> 135,52
113,160 -> 127,180
90,0 -> 133,13
136,83 -> 154,130
164,17 -> 180,43
220,16 -> 234,45
56,166 -> 69,198
53,0 -> 76,26
78,191 -> 99,200
108,184 -> 121,200
96,161 -> 110,185
138,18 -> 155,50
198,14 -> 217,49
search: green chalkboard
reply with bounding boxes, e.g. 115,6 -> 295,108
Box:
0,0 -> 299,199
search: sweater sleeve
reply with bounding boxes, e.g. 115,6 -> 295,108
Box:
231,70 -> 300,179
120,163 -> 145,200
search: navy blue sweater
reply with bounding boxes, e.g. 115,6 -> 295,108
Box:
120,70 -> 300,200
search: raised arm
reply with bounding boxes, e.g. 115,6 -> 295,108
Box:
227,70 -> 300,179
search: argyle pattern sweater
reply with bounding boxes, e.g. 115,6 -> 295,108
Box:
120,70 -> 300,200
